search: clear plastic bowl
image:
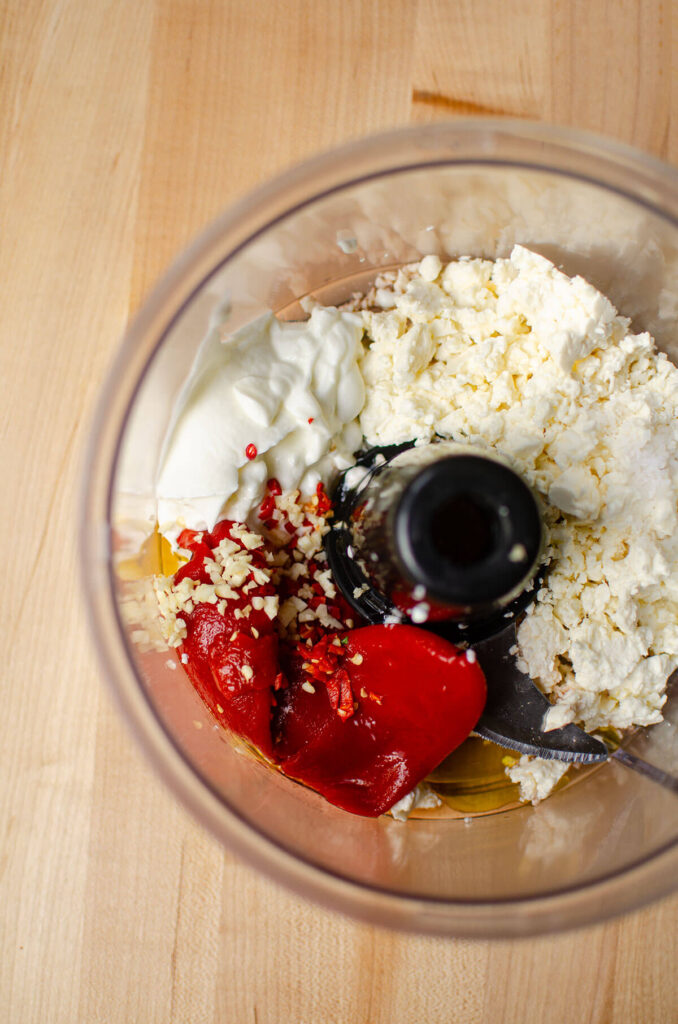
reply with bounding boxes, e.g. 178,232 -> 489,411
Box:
81,120 -> 678,937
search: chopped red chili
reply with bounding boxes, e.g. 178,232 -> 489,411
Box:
258,496 -> 276,520
336,668 -> 354,720
315,482 -> 332,514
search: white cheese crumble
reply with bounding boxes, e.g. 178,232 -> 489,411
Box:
389,782 -> 443,821
359,246 -> 678,801
506,755 -> 569,805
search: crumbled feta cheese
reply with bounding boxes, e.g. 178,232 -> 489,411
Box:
389,782 -> 442,820
506,755 -> 569,804
410,602 -> 430,624
359,245 -> 678,763
418,253 -> 443,282
548,466 -> 601,520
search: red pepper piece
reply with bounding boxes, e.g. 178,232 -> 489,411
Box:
171,513 -> 484,820
207,519 -> 239,547
173,542 -> 214,585
175,605 -> 226,702
276,625 -> 486,817
208,632 -> 277,700
206,631 -> 278,758
315,481 -> 332,514
176,528 -> 205,552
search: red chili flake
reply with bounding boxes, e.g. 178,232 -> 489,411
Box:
315,481 -> 332,515
296,634 -> 361,721
325,675 -> 340,710
258,496 -> 276,520
336,669 -> 354,720
351,501 -> 367,523
283,521 -> 297,536
267,478 -> 282,495
176,528 -> 204,552
263,518 -> 277,530
245,443 -> 258,460
308,417 -> 314,424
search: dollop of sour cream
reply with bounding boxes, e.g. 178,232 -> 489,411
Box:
156,307 -> 365,536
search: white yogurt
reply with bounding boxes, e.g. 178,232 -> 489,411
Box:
156,307 -> 366,536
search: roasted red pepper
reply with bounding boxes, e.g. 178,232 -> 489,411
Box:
275,625 -> 486,816
171,510 -> 486,818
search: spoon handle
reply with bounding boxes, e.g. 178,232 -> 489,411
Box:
611,748 -> 678,796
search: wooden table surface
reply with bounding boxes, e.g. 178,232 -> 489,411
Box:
2,1 -> 678,1021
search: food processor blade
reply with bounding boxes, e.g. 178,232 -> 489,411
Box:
472,624 -> 608,763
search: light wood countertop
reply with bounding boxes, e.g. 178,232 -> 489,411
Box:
2,1 -> 677,1020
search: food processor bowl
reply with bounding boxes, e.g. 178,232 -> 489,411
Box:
81,120 -> 678,937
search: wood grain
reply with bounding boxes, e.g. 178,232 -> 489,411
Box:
1,1 -> 677,1021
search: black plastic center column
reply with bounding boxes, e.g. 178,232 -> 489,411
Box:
394,453 -> 542,609
325,441 -> 545,642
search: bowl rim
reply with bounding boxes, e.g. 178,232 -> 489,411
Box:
81,117 -> 678,938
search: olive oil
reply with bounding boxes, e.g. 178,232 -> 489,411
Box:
116,524 -> 182,580
425,736 -> 524,815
